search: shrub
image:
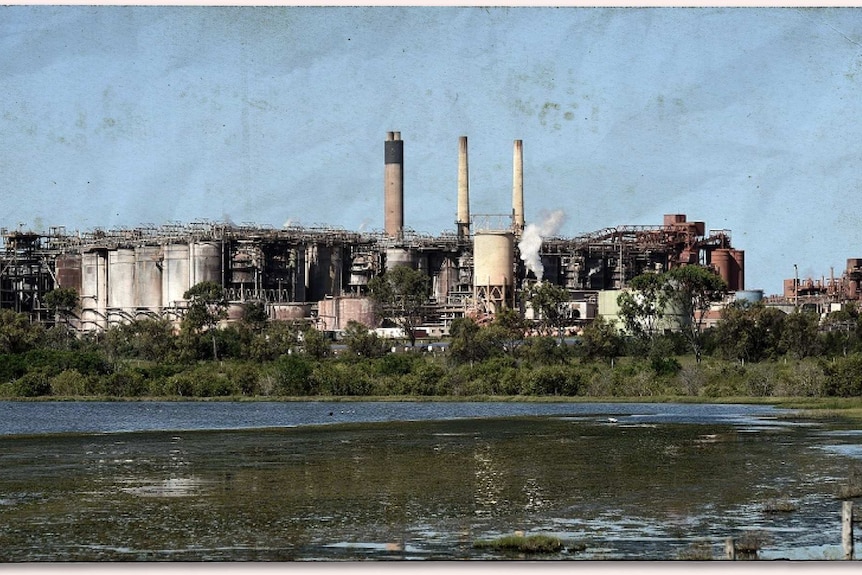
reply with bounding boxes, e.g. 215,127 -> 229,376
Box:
273,355 -> 314,396
823,354 -> 862,397
49,369 -> 89,396
12,371 -> 51,397
473,533 -> 563,554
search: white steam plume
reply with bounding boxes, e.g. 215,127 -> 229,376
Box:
518,209 -> 566,281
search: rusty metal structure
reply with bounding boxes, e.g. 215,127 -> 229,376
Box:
0,132 -> 749,334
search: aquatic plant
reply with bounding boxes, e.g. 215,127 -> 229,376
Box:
473,533 -> 564,554
676,541 -> 713,560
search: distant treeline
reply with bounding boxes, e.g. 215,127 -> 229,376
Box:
2,299 -> 862,399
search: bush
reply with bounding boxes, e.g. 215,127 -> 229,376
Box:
824,354 -> 862,397
49,369 -> 90,396
273,355 -> 314,396
12,371 -> 52,397
523,365 -> 581,396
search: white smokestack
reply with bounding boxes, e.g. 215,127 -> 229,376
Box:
518,209 -> 565,281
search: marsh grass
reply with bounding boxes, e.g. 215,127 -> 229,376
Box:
473,533 -> 564,554
676,541 -> 714,560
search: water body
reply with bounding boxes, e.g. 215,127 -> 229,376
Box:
0,401 -> 859,561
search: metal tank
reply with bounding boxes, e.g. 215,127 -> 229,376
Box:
161,243 -> 190,308
318,296 -> 377,331
135,246 -> 163,311
710,249 -> 738,291
732,249 -> 745,291
385,247 -> 416,270
473,231 -> 514,310
81,250 -> 108,331
271,302 -> 311,321
190,241 -> 222,286
107,249 -> 136,312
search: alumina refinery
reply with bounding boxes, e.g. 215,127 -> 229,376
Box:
0,131 -> 761,335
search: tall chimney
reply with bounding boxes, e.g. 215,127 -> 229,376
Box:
512,139 -> 525,236
456,135 -> 470,240
384,131 -> 404,239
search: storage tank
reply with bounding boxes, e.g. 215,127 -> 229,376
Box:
108,249 -> 136,311
385,247 -> 416,270
732,249 -> 745,291
711,248 -> 741,291
271,302 -> 312,321
55,253 -> 82,293
162,243 -> 190,308
135,246 -> 163,310
319,296 -> 377,330
474,231 -> 514,308
191,241 -> 222,286
81,250 -> 108,330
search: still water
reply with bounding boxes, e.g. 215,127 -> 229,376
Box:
0,400 -> 860,561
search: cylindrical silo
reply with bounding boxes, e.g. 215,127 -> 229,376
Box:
162,243 -> 190,308
135,245 -> 163,310
108,249 -> 136,311
711,249 -> 732,289
191,240 -> 222,286
386,247 -> 416,271
474,231 -> 515,294
732,249 -> 745,291
81,250 -> 108,331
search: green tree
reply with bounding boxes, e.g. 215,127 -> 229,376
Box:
301,327 -> 330,359
580,315 -> 623,363
342,320 -> 386,359
0,309 -> 45,354
617,272 -> 670,356
368,266 -> 431,347
492,307 -> 528,356
525,282 -> 570,341
778,310 -> 821,359
713,301 -> 786,363
664,265 -> 727,363
103,317 -> 177,362
241,300 -> 269,333
449,317 -> 502,365
43,287 -> 79,328
820,305 -> 860,357
246,321 -> 301,362
182,281 -> 228,361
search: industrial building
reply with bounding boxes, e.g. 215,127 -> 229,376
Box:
1,132 -> 751,336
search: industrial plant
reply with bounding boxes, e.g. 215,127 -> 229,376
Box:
0,131 -> 769,336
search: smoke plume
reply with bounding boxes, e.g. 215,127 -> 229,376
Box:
518,209 -> 566,281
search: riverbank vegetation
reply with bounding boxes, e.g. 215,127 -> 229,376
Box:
4,292 -> 862,406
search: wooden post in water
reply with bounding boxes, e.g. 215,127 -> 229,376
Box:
843,500 -> 854,560
724,537 -> 736,560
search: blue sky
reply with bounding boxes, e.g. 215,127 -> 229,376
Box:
2,6 -> 862,295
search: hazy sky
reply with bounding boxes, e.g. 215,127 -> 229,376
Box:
3,6 -> 862,294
